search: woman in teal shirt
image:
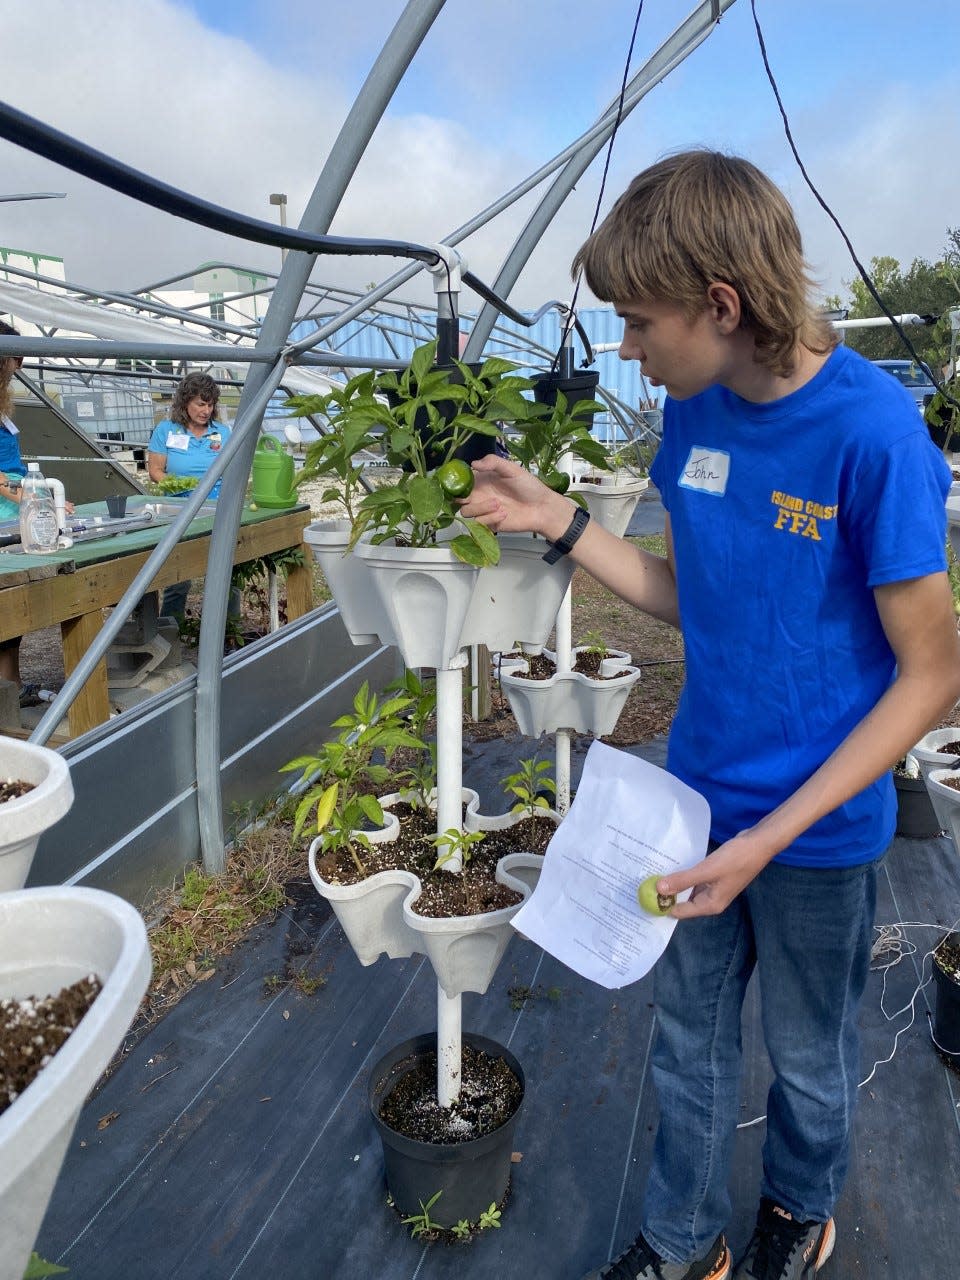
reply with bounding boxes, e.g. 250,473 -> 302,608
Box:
147,371 -> 236,620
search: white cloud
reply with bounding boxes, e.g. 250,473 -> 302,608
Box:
0,0 -> 957,326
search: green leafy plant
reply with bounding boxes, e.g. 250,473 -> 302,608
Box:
504,388 -> 610,483
147,474 -> 200,496
579,629 -> 610,659
286,371 -> 382,523
401,1190 -> 444,1239
383,667 -> 438,807
450,1219 -> 472,1240
281,681 -> 425,876
477,1203 -> 502,1230
502,756 -> 557,818
430,826 -> 486,872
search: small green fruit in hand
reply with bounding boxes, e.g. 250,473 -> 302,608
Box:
435,459 -> 475,499
637,874 -> 676,916
542,470 -> 570,494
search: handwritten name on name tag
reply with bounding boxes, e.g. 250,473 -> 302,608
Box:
679,446 -> 729,497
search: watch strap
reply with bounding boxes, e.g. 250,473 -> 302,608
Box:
542,505 -> 590,564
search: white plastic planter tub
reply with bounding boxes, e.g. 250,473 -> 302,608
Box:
925,768 -> 960,852
0,887 -> 151,1280
308,788 -> 543,996
0,737 -> 74,891
909,728 -> 960,833
303,519 -> 393,647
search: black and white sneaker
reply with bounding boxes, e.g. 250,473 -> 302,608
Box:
734,1199 -> 835,1279
582,1231 -> 731,1280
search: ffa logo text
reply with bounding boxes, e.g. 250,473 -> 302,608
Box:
770,490 -> 837,541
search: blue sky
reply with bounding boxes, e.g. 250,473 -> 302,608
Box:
2,1 -> 957,311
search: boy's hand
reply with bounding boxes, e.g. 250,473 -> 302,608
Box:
459,455 -> 576,541
654,833 -> 772,918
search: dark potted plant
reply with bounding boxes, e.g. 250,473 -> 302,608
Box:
931,932 -> 960,1064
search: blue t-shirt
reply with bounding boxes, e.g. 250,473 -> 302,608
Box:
148,419 -> 230,498
649,344 -> 950,867
0,416 -> 25,521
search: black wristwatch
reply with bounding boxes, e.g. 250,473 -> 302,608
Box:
542,506 -> 590,564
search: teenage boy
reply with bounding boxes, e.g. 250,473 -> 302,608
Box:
459,150 -> 960,1280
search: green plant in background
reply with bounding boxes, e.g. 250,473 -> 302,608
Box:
430,826 -> 486,872
286,372 -> 381,523
231,547 -> 306,628
579,629 -> 611,659
384,667 -> 438,807
503,388 -> 609,490
401,1190 -> 444,1239
947,539 -> 960,616
502,756 -> 556,818
281,680 -> 425,876
147,475 -> 200,497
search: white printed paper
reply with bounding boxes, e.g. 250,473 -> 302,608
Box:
511,740 -> 710,989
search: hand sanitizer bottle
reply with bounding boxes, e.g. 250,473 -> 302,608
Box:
19,462 -> 59,553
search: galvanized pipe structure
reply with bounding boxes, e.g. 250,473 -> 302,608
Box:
0,0 -> 735,877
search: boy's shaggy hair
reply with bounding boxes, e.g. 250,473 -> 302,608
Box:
572,150 -> 836,378
170,371 -> 220,427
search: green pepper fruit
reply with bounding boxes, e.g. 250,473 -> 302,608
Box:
542,470 -> 571,494
636,874 -> 676,916
435,459 -> 475,499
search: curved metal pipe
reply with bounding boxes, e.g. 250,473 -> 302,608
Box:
463,0 -> 739,361
195,0 -> 447,873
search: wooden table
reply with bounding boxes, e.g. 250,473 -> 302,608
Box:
0,501 -> 314,737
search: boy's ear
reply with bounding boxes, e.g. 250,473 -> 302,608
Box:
705,281 -> 741,334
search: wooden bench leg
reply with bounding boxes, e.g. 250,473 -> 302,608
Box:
284,549 -> 314,621
61,612 -> 112,737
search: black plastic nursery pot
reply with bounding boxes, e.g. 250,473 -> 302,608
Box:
533,368 -> 601,427
369,1032 -> 525,1229
383,362 -> 498,470
894,772 -> 941,839
932,939 -> 960,1063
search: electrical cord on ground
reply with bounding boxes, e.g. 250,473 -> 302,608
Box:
736,916 -> 960,1129
749,0 -> 960,416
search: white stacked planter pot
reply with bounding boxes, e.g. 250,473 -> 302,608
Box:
911,728 -> 960,834
303,519 -> 392,647
308,788 -> 548,997
0,737 -> 74,892
501,649 -> 641,738
0,887 -> 151,1280
311,528 -> 575,669
925,768 -> 960,852
570,471 -> 649,538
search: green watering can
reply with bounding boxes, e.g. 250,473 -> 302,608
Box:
251,435 -> 296,509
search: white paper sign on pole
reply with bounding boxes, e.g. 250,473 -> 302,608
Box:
511,740 -> 710,989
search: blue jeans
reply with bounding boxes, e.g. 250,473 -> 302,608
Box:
642,855 -> 880,1264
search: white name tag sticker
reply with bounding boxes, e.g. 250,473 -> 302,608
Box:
166,431 -> 190,451
679,446 -> 730,497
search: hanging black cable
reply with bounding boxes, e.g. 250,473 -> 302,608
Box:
0,98 -> 440,266
560,0 -> 646,371
749,0 -> 957,411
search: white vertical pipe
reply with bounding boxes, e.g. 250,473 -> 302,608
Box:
555,581 -> 573,812
435,655 -> 466,868
437,985 -> 462,1108
435,649 -> 467,1107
